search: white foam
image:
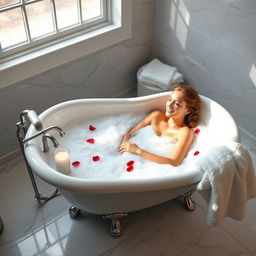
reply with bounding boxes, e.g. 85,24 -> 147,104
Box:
53,113 -> 215,180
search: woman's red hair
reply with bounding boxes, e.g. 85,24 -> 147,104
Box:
172,85 -> 201,128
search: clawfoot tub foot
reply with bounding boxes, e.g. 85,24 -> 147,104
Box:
69,206 -> 81,218
103,213 -> 128,237
181,189 -> 196,211
111,219 -> 121,237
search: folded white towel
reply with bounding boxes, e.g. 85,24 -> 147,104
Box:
196,142 -> 256,226
172,72 -> 184,84
139,58 -> 177,90
139,71 -> 184,89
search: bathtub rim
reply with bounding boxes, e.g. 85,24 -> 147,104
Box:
24,91 -> 240,194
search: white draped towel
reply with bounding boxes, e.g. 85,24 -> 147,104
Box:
196,142 -> 256,226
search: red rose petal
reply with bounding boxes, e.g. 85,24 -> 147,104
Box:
72,161 -> 80,166
92,155 -> 100,161
127,160 -> 135,166
194,128 -> 200,134
193,151 -> 200,156
86,138 -> 95,144
89,125 -> 96,131
126,166 -> 134,172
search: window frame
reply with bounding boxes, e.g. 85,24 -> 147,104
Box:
0,0 -> 109,58
0,0 -> 132,89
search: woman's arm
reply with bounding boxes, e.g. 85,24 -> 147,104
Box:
120,127 -> 194,166
169,127 -> 194,166
136,147 -> 178,165
120,111 -> 162,143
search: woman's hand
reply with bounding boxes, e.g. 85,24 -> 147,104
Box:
120,134 -> 130,144
119,141 -> 140,154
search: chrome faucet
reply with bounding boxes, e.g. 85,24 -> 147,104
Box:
45,126 -> 65,137
23,126 -> 65,152
42,133 -> 59,152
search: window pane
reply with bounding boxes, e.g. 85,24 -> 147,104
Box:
0,7 -> 27,49
0,0 -> 20,8
26,0 -> 54,39
55,0 -> 79,30
81,0 -> 101,21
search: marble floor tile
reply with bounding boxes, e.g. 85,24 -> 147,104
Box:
220,198 -> 256,253
14,197 -> 251,256
0,156 -> 69,253
178,225 -> 252,256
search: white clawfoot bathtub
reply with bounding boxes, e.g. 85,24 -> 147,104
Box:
24,92 -> 239,217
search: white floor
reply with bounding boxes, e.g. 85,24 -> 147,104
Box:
1,90 -> 256,256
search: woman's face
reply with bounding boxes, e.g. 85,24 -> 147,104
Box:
165,90 -> 189,118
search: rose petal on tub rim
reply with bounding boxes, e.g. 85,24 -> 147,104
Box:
194,128 -> 200,134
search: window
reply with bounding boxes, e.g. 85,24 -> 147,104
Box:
0,0 -> 108,59
0,0 -> 132,89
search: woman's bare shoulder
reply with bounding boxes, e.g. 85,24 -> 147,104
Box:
148,110 -> 165,118
179,126 -> 194,139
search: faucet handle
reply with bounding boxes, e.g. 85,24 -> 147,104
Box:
27,110 -> 43,131
21,110 -> 43,131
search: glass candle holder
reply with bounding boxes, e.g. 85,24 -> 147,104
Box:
53,147 -> 71,175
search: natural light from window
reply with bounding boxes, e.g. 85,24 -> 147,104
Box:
249,64 -> 256,88
0,0 -> 133,90
0,0 -> 104,54
170,0 -> 190,50
18,215 -> 71,256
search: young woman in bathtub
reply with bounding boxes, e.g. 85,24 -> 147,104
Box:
119,85 -> 200,166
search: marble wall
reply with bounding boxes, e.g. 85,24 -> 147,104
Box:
152,0 -> 256,139
0,0 -> 154,157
